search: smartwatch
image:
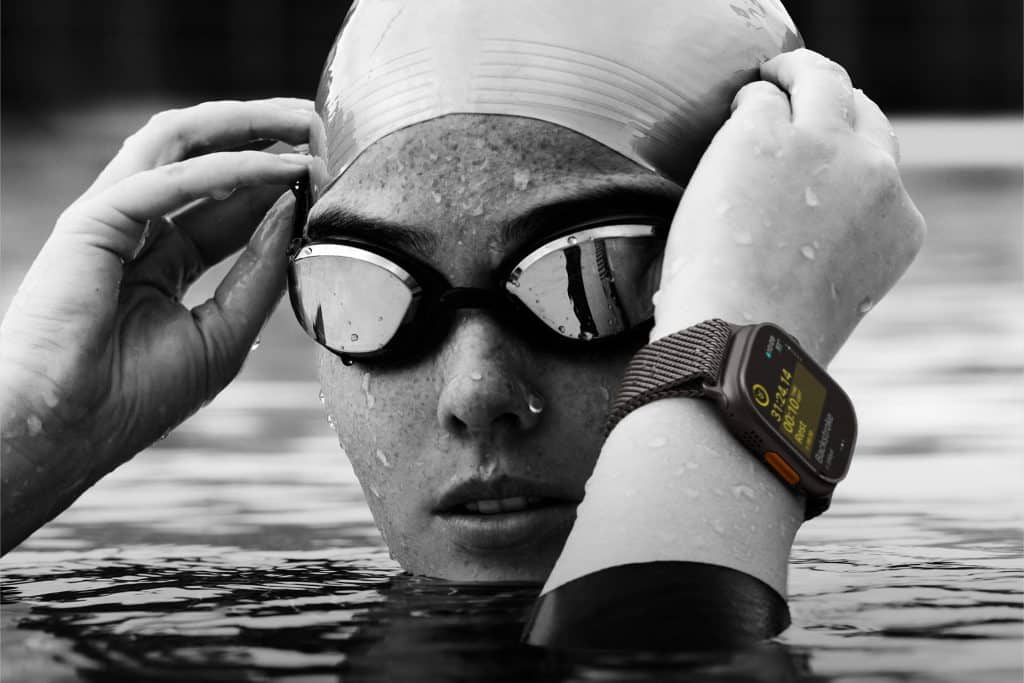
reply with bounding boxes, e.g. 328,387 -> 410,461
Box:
606,319 -> 857,519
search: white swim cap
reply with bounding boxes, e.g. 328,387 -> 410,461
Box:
311,0 -> 801,197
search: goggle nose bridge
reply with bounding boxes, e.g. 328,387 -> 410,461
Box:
436,286 -> 508,313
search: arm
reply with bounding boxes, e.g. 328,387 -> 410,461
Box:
1,100 -> 314,554
529,49 -> 925,648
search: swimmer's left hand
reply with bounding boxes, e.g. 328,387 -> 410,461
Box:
653,48 -> 926,364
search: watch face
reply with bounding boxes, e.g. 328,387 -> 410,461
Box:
742,325 -> 855,481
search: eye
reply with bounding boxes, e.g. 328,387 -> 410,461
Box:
506,223 -> 664,340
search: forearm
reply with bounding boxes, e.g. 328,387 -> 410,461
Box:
545,398 -> 803,597
1,369 -> 106,556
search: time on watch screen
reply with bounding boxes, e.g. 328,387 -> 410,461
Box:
746,328 -> 827,459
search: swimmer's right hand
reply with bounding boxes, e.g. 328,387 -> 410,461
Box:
0,99 -> 314,554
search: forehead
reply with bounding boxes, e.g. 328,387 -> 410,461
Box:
311,115 -> 681,246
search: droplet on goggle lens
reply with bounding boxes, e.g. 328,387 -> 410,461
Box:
527,394 -> 545,415
581,331 -> 595,341
350,333 -> 359,342
341,356 -> 355,366
567,235 -> 578,245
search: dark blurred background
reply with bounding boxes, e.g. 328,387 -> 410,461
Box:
2,0 -> 1022,113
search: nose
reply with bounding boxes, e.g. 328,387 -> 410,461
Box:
436,314 -> 542,436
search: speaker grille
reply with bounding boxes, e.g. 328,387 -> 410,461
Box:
738,430 -> 764,452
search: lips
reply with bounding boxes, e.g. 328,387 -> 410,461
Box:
435,477 -> 581,550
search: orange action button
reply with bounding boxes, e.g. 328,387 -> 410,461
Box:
764,451 -> 800,485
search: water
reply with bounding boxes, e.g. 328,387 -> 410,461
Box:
1,115 -> 1022,681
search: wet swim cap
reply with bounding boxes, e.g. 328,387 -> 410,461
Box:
311,0 -> 801,198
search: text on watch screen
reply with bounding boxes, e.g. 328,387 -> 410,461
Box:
748,330 -> 827,459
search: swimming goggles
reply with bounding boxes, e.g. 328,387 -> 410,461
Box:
286,183 -> 666,362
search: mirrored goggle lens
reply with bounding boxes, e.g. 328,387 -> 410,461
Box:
289,244 -> 420,355
506,225 -> 663,340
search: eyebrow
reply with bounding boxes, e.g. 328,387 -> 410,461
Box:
305,177 -> 682,258
305,206 -> 439,256
498,180 -> 682,250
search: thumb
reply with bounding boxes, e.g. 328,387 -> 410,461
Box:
189,190 -> 295,398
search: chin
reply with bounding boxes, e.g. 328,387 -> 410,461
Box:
394,538 -> 566,585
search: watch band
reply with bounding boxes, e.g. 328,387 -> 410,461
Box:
605,319 -> 734,435
606,319 -> 830,520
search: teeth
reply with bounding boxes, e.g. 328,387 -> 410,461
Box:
461,496 -> 544,514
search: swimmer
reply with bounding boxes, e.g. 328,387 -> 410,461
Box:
0,0 -> 924,644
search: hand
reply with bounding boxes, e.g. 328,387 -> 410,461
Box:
0,99 -> 313,552
654,48 -> 926,364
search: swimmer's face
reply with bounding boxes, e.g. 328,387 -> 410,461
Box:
314,115 -> 680,582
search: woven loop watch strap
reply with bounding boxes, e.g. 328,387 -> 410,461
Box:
605,319 -> 734,436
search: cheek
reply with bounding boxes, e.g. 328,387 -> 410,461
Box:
317,350 -> 438,488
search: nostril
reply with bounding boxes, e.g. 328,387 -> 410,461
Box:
492,413 -> 521,432
443,414 -> 469,435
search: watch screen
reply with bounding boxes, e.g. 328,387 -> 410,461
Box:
743,325 -> 853,480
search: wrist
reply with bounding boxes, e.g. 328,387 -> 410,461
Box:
545,398 -> 802,599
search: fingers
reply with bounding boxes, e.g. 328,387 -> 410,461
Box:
189,192 -> 296,394
761,48 -> 855,130
83,98 -> 313,199
61,151 -> 310,261
729,80 -> 792,126
123,185 -> 290,298
853,88 -> 900,162
170,184 -> 290,269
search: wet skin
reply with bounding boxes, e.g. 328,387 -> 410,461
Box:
311,115 -> 683,582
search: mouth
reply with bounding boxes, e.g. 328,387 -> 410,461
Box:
435,479 -> 581,550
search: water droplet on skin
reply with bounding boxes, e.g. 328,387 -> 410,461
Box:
26,415 -> 42,436
512,169 -> 531,191
800,244 -> 816,260
557,325 -> 566,334
341,356 -> 354,366
470,371 -> 483,381
375,449 -> 391,468
731,484 -> 756,500
42,388 -> 59,409
211,187 -> 235,201
326,414 -> 337,431
318,390 -> 326,405
361,372 -> 375,409
249,336 -> 261,352
732,230 -> 753,245
527,394 -> 545,415
857,296 -> 875,314
804,187 -> 820,207
566,235 -> 578,246
580,331 -> 595,341
648,436 -> 668,448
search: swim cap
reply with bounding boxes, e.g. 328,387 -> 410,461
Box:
311,0 -> 801,198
